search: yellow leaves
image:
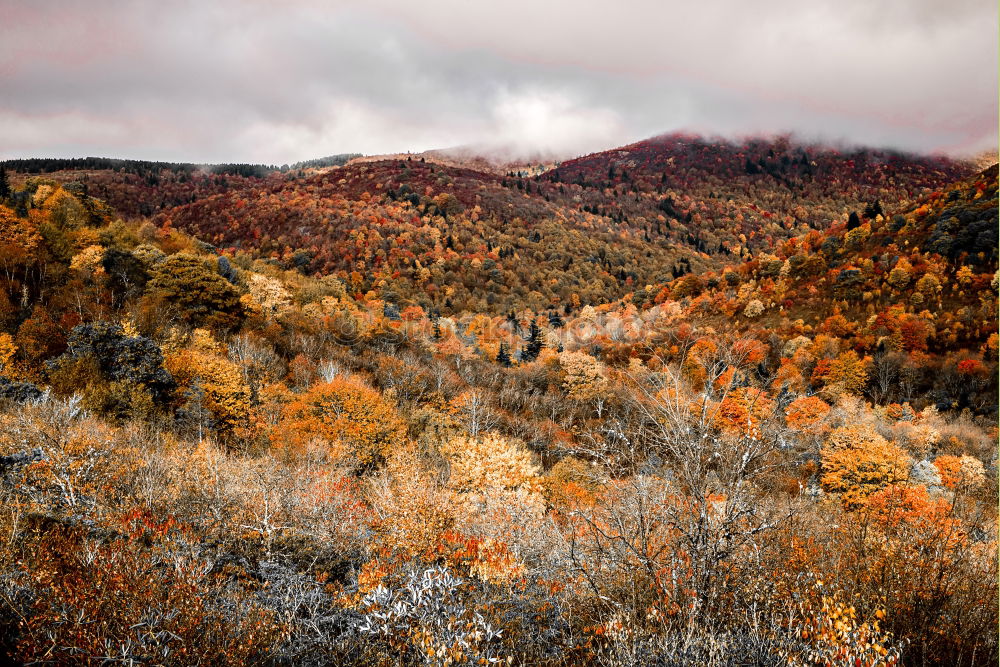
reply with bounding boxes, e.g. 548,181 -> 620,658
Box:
821,424 -> 910,507
68,244 -> 106,274
742,298 -> 765,319
119,319 -> 139,338
369,446 -> 456,560
439,433 -> 542,499
0,205 -> 43,266
820,350 -> 870,399
0,332 -> 16,371
245,272 -> 292,315
559,350 -> 608,401
955,265 -> 974,286
843,223 -> 871,248
795,580 -> 902,666
166,346 -> 250,433
239,293 -> 262,317
887,258 -> 912,289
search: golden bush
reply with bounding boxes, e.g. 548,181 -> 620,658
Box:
821,424 -> 910,506
439,433 -> 542,499
167,348 -> 251,434
273,376 -> 406,466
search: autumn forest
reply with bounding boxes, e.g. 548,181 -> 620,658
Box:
0,131 -> 996,666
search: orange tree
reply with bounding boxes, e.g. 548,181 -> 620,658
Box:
833,485 -> 996,665
271,376 -> 406,467
820,424 -> 909,507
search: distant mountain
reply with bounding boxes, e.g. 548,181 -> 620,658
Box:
6,134 -> 978,315
539,133 -> 974,257
345,142 -> 563,176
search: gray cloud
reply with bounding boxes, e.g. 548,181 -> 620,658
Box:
0,0 -> 995,162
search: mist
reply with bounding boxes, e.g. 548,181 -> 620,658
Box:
1,0 -> 995,163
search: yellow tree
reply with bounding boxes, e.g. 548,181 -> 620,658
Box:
0,333 -> 15,372
821,424 -> 910,506
560,350 -> 609,415
826,350 -> 869,396
166,341 -> 251,436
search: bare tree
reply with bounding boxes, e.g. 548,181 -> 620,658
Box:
567,340 -> 798,630
868,350 -> 900,405
457,389 -> 501,437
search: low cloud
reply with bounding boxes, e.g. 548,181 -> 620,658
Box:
0,0 -> 995,163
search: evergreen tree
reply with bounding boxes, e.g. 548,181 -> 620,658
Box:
521,320 -> 544,362
0,166 -> 9,201
863,200 -> 883,219
496,342 -> 512,368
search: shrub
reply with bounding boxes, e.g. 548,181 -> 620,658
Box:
743,299 -> 765,319
821,424 -> 910,506
439,433 -> 542,501
933,454 -> 986,491
273,377 -> 406,466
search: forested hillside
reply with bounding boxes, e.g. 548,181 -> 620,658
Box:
5,136 -> 971,317
0,139 -> 995,666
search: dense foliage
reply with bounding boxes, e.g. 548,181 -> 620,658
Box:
0,139 -> 995,666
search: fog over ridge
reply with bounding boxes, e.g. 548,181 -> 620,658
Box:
1,0 -> 995,163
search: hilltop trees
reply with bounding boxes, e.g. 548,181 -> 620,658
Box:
0,166 -> 9,201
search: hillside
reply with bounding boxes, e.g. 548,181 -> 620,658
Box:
600,164 -> 999,412
155,157 -> 708,313
0,142 -> 995,666
1,154 -> 357,218
539,134 -> 972,256
80,135 -> 973,318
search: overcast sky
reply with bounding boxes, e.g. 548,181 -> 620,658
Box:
1,0 -> 996,163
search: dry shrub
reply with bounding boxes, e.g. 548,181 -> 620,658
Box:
14,521 -> 281,665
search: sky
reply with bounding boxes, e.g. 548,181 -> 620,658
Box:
1,0 -> 996,163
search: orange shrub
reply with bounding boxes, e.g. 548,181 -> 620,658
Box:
272,376 -> 406,466
933,454 -> 986,491
821,424 -> 910,506
784,395 -> 830,432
